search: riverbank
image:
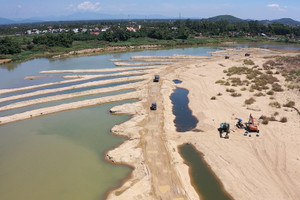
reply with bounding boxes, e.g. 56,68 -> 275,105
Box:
1,37 -> 297,64
105,48 -> 300,199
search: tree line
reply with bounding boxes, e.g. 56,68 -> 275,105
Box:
1,19 -> 300,55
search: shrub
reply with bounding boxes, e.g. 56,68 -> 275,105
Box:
266,70 -> 273,74
254,92 -> 265,97
245,97 -> 256,105
262,118 -> 269,125
283,101 -> 295,108
244,59 -> 255,65
280,117 -> 287,123
217,93 -> 222,96
215,80 -> 226,85
267,90 -> 274,95
231,92 -> 242,97
229,77 -> 243,86
274,112 -> 279,116
226,88 -> 235,93
272,83 -> 284,92
240,87 -> 247,91
211,96 -> 216,100
269,101 -> 281,108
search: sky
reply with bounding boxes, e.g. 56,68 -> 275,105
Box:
0,0 -> 300,21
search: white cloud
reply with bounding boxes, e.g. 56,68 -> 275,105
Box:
66,1 -> 101,12
77,1 -> 101,12
267,3 -> 287,11
267,4 -> 280,8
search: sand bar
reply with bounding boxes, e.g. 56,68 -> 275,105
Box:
0,68 -> 156,95
0,75 -> 147,104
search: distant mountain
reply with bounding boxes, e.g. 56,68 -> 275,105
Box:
260,18 -> 300,26
0,17 -> 15,25
1,14 -> 300,27
205,15 -> 245,23
0,17 -> 43,25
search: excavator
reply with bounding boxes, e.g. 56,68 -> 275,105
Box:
244,114 -> 260,137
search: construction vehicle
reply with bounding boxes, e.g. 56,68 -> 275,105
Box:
150,102 -> 157,110
244,114 -> 259,137
153,75 -> 160,82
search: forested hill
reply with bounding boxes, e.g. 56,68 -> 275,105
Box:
205,15 -> 244,23
204,15 -> 300,27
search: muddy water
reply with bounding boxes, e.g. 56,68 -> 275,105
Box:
0,101 -> 134,200
0,46 -> 220,200
179,144 -> 233,200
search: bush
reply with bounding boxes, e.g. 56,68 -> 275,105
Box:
245,97 -> 256,105
226,88 -> 235,93
267,90 -> 274,95
272,83 -> 284,92
269,101 -> 281,108
231,92 -> 242,97
0,37 -> 21,54
280,117 -> 287,123
240,87 -> 247,91
211,96 -> 216,100
254,92 -> 265,97
217,93 -> 222,96
283,101 -> 295,108
244,59 -> 255,65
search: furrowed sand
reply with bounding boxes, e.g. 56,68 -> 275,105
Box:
0,48 -> 299,200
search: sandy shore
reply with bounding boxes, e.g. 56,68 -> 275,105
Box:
106,48 -> 300,199
0,48 -> 299,199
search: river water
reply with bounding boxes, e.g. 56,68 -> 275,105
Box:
0,44 -> 299,200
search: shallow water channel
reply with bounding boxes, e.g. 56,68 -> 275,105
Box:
170,88 -> 198,132
179,144 -> 233,200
